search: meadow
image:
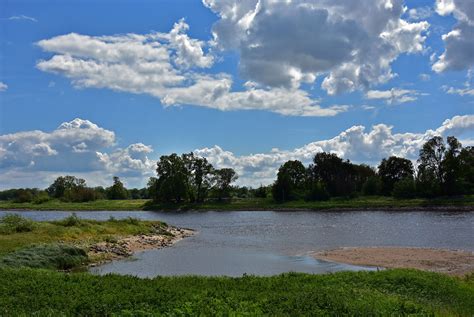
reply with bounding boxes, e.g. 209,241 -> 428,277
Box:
1,195 -> 473,211
0,268 -> 473,316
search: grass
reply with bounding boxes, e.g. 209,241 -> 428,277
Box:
0,268 -> 472,316
0,214 -> 167,258
0,244 -> 88,270
1,195 -> 473,212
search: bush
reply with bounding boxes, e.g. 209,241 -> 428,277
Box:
58,213 -> 84,227
392,178 -> 416,199
13,189 -> 33,203
0,244 -> 88,270
362,176 -> 382,196
0,214 -> 35,234
62,187 -> 98,202
33,191 -> 51,204
305,182 -> 330,201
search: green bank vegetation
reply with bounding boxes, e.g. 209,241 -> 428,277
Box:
1,195 -> 473,211
0,268 -> 473,316
0,214 -> 167,269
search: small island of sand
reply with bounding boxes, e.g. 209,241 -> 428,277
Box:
312,247 -> 474,276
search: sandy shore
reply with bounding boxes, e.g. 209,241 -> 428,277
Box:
312,247 -> 474,276
88,226 -> 194,266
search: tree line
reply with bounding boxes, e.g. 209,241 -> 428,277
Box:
0,135 -> 472,204
272,136 -> 474,202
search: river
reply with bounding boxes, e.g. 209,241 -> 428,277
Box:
1,210 -> 472,277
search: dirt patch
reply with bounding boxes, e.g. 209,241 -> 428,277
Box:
88,226 -> 194,266
311,247 -> 474,276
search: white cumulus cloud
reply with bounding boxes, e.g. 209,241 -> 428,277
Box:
36,20 -> 342,117
204,0 -> 429,94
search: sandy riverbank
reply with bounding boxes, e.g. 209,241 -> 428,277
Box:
312,247 -> 474,276
88,226 -> 194,266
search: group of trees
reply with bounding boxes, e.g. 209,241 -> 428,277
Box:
0,175 -> 141,203
1,135 -> 472,204
272,136 -> 474,202
147,153 -> 238,203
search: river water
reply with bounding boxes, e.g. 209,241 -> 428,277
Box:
1,210 -> 473,277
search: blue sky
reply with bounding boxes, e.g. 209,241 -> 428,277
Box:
0,0 -> 473,188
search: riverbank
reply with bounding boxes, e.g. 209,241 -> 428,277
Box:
312,247 -> 474,276
1,195 -> 473,211
88,226 -> 193,266
0,214 -> 192,269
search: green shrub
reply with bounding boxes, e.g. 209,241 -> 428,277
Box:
58,213 -> 84,227
0,244 -> 88,270
392,178 -> 416,199
305,182 -> 330,201
33,191 -> 51,204
0,214 -> 35,234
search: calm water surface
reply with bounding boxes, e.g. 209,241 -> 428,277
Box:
1,210 -> 473,277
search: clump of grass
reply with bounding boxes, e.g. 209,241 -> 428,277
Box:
58,213 -> 84,227
0,214 -> 35,234
0,244 -> 88,270
123,217 -> 140,225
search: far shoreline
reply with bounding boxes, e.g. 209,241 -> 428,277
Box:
1,196 -> 473,212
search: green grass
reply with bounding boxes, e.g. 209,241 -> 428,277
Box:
1,195 -> 473,212
0,268 -> 472,316
0,244 -> 88,270
0,214 -> 167,257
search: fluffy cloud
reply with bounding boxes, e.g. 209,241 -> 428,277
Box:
433,0 -> 474,72
366,88 -> 424,104
36,20 -> 342,117
444,86 -> 474,96
196,115 -> 474,187
0,82 -> 7,92
204,0 -> 429,94
0,119 -> 153,188
2,115 -> 473,189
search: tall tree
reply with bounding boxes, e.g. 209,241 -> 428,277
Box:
213,168 -> 238,201
272,160 -> 307,202
47,176 -> 86,198
310,153 -> 356,197
183,153 -> 214,203
377,156 -> 414,195
155,154 -> 189,203
106,176 -> 129,200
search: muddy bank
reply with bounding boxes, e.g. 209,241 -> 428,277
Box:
88,226 -> 194,266
312,247 -> 474,276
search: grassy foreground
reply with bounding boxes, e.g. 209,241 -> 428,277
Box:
1,195 -> 473,211
0,268 -> 473,316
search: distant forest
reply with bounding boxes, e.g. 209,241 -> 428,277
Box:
1,135 -> 473,204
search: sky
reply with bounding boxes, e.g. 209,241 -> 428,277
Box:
0,0 -> 473,189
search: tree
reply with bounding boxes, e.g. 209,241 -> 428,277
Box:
154,154 -> 189,203
47,176 -> 86,198
106,176 -> 129,200
458,146 -> 474,194
310,153 -> 356,197
272,160 -> 307,202
392,178 -> 416,199
362,176 -> 382,196
183,153 -> 214,203
416,136 -> 468,197
213,168 -> 238,201
377,156 -> 414,195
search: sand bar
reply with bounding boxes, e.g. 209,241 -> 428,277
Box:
312,247 -> 474,276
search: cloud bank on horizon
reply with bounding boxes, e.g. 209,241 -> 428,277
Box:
1,115 -> 473,189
